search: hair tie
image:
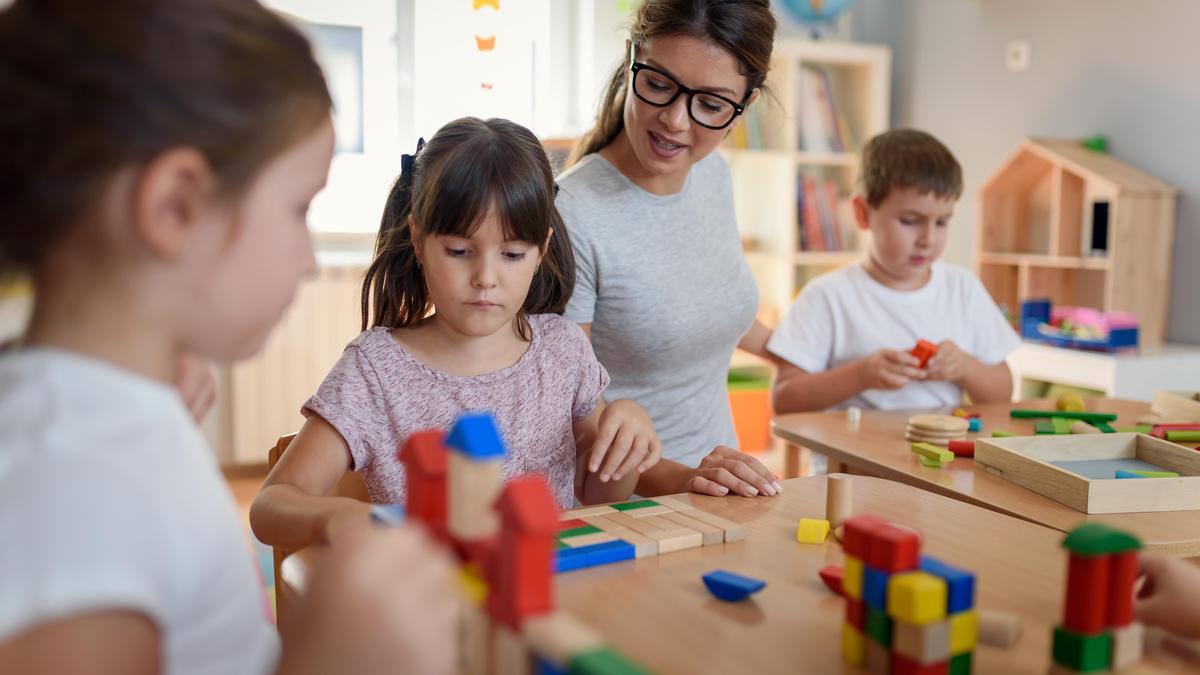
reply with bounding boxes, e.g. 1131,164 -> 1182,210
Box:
399,137 -> 426,186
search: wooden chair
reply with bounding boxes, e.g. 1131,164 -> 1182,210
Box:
267,432 -> 368,635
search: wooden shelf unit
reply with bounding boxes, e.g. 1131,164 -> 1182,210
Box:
976,139 -> 1177,347
727,39 -> 890,322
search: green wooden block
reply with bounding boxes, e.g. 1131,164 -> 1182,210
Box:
1115,427 -> 1140,433
1166,430 -> 1200,442
1035,420 -> 1057,435
1062,523 -> 1141,556
610,499 -> 658,512
1096,422 -> 1115,433
949,651 -> 973,675
865,606 -> 892,647
568,647 -> 649,675
1052,417 -> 1073,434
911,442 -> 953,463
991,430 -> 1015,437
1136,424 -> 1154,434
1052,625 -> 1111,672
1010,409 -> 1118,423
1130,470 -> 1179,478
918,455 -> 946,468
558,525 -> 602,539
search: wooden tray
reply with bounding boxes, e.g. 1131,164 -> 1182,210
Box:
976,433 -> 1200,514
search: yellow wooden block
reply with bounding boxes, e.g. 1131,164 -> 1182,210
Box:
796,518 -> 831,544
842,623 -> 866,666
949,610 -> 978,654
887,572 -> 948,625
844,556 -> 864,600
455,563 -> 488,605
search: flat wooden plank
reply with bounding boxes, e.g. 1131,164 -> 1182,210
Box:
680,508 -> 747,542
562,532 -> 619,548
658,511 -> 724,545
602,527 -> 658,558
604,511 -> 667,535
651,494 -> 697,512
562,505 -> 617,519
626,504 -> 674,518
645,527 -> 703,553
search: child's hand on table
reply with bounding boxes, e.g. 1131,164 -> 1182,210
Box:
588,399 -> 662,482
686,445 -> 782,498
1137,555 -> 1200,640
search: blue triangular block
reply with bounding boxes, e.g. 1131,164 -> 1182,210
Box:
702,569 -> 766,602
446,412 -> 507,460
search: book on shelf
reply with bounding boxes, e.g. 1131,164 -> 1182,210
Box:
797,65 -> 847,153
796,173 -> 853,253
724,104 -> 767,150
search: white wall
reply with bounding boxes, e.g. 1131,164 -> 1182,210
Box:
846,0 -> 1199,344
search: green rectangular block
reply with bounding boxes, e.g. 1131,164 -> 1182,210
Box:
911,442 -> 953,463
1052,625 -> 1111,672
1010,409 -> 1118,423
1166,430 -> 1200,442
1035,420 -> 1057,435
568,647 -> 649,675
1052,417 -> 1073,434
949,651 -> 973,675
991,430 -> 1016,437
610,499 -> 658,512
865,606 -> 892,647
1136,424 -> 1154,434
1096,422 -> 1115,433
558,525 -> 602,539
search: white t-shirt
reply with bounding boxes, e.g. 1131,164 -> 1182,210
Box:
767,262 -> 1021,410
0,349 -> 279,675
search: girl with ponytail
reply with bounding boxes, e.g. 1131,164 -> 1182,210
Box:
252,118 -> 661,549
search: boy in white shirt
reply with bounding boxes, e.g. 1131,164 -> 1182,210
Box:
769,128 -> 1019,412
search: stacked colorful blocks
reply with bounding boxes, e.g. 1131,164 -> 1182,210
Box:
1052,523 -> 1143,672
840,515 -> 977,674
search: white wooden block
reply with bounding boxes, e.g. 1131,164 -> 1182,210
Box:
658,511 -> 724,545
561,504 -> 617,519
449,453 -> 501,541
1112,622 -> 1144,669
652,494 -> 697,512
680,508 -> 746,542
626,504 -> 673,518
522,611 -> 603,669
492,623 -> 530,675
646,527 -> 703,553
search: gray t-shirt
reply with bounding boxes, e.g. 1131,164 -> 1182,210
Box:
557,151 -> 758,468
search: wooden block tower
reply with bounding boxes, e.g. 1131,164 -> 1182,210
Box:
841,515 -> 977,674
1052,523 -> 1143,672
446,412 -> 506,542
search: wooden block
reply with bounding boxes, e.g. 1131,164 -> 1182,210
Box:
796,518 -> 831,544
893,619 -> 950,665
1064,553 -> 1110,634
651,494 -> 697,512
887,572 -> 948,625
561,532 -> 618,548
578,514 -> 624,532
865,639 -> 891,675
448,453 -> 501,541
978,610 -> 1022,648
492,623 -> 531,675
826,473 -> 853,528
1111,622 -> 1144,670
625,504 -> 673,518
948,610 -> 978,654
601,527 -> 658,558
819,565 -> 845,596
911,442 -> 954,464
843,623 -> 867,666
868,524 -> 921,573
1071,420 -> 1102,434
603,511 -> 666,535
645,527 -> 703,553
461,600 -> 492,675
561,505 -> 616,519
680,508 -> 746,542
1152,390 -> 1200,423
844,556 -> 864,600
522,611 -> 603,670
658,511 -> 724,545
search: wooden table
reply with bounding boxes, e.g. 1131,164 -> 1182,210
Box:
772,398 -> 1200,556
281,476 -> 1194,673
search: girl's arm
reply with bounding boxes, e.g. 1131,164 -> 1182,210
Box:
573,399 -> 660,505
0,612 -> 159,675
250,415 -> 371,551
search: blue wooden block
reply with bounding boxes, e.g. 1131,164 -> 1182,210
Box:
535,657 -> 567,675
920,555 -> 976,614
1115,469 -> 1145,479
585,540 -> 636,566
555,547 -> 589,573
863,565 -> 889,610
702,569 -> 766,602
968,417 -> 982,433
369,504 -> 406,527
445,412 -> 507,459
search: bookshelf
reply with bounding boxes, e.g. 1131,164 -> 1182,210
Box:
975,138 -> 1178,347
725,39 -> 891,323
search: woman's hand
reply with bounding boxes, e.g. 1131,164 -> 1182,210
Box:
587,399 -> 662,482
684,445 -> 782,497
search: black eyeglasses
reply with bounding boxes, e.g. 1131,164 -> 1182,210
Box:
628,48 -> 749,130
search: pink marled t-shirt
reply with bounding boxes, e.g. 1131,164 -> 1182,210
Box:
303,314 -> 608,508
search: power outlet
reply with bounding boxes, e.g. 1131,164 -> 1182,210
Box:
1006,39 -> 1031,73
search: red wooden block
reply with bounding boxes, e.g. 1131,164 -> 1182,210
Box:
399,430 -> 448,535
867,523 -> 921,573
847,598 -> 866,630
489,476 -> 559,630
1064,553 -> 1111,634
947,440 -> 975,457
892,652 -> 949,675
842,515 -> 888,558
1108,551 -> 1138,627
558,518 -> 589,531
820,565 -> 845,597
911,340 -> 938,369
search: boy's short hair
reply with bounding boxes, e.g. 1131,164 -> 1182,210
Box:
859,128 -> 963,207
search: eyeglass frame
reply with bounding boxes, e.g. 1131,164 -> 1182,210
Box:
627,44 -> 751,131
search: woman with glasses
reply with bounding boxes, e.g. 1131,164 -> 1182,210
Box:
558,0 -> 783,499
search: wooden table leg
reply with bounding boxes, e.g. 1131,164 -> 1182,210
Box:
783,442 -> 802,479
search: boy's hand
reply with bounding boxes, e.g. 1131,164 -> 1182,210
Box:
685,446 -> 782,498
291,519 -> 458,675
858,349 -> 925,390
588,399 -> 662,482
924,340 -> 975,382
1136,555 -> 1200,639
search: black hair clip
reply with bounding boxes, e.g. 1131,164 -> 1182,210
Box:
553,181 -> 560,198
400,137 -> 426,182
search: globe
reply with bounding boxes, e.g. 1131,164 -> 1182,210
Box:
780,0 -> 854,24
